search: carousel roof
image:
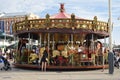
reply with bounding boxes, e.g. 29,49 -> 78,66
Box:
50,3 -> 80,19
50,12 -> 71,19
50,3 -> 70,19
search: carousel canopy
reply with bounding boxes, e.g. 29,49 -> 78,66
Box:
12,3 -> 109,39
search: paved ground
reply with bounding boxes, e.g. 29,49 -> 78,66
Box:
0,65 -> 120,80
0,61 -> 120,80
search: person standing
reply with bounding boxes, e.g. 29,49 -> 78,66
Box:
95,41 -> 103,65
78,44 -> 84,65
115,54 -> 120,69
41,46 -> 49,71
101,47 -> 106,72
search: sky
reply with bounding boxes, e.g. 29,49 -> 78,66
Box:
0,0 -> 120,45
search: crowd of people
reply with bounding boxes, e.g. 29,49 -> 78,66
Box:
113,50 -> 120,69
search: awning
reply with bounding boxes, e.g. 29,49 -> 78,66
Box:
0,31 -> 14,40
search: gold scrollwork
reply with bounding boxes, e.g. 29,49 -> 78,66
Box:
65,23 -> 70,28
93,16 -> 97,31
56,23 -> 64,28
89,25 -> 92,30
45,14 -> 50,27
76,24 -> 80,29
71,13 -> 76,27
82,24 -> 87,29
101,26 -> 104,31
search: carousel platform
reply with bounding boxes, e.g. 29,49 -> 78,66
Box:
13,63 -> 108,71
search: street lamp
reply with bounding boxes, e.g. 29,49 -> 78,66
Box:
108,0 -> 112,52
108,0 -> 114,74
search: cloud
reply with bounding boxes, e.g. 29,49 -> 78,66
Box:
0,0 -> 55,15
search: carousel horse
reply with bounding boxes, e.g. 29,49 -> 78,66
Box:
29,51 -> 38,64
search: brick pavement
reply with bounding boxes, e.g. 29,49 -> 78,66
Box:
0,67 -> 120,80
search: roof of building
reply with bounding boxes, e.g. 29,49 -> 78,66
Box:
1,12 -> 28,18
1,12 -> 39,18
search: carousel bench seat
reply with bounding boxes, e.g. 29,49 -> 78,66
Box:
80,58 -> 94,66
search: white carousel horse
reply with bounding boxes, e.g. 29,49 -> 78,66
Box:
52,50 -> 60,58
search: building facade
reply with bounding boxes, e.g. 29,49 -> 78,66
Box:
0,12 -> 39,34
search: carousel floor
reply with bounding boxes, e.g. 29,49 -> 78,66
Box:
13,63 -> 109,71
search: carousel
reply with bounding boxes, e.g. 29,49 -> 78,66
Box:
12,4 -> 109,70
